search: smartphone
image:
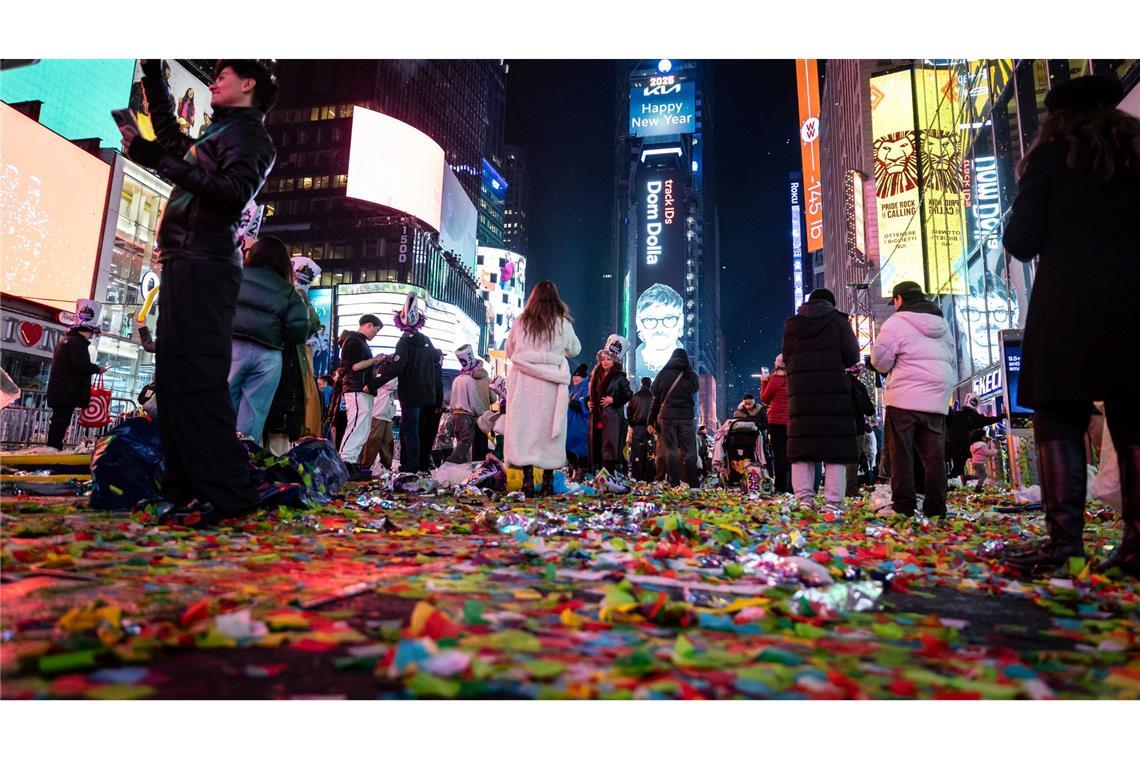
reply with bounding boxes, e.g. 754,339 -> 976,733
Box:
761,367 -> 770,379
111,108 -> 140,134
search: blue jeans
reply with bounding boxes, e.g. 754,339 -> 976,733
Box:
399,404 -> 423,473
228,339 -> 282,441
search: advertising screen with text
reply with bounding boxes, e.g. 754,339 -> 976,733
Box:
1,102 -> 111,308
346,106 -> 445,232
795,59 -> 824,252
635,164 -> 687,380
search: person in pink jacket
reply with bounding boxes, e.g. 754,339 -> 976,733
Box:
760,354 -> 790,493
870,281 -> 956,519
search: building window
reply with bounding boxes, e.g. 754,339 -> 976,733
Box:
301,176 -> 313,190
315,175 -> 330,190
264,202 -> 275,217
322,105 -> 336,120
338,104 -> 354,119
310,107 -> 321,122
332,174 -> 347,188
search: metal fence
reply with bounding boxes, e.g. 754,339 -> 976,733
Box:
0,397 -> 137,449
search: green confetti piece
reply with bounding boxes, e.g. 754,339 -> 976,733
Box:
524,659 -> 566,680
39,650 -> 97,675
407,671 -> 460,698
86,684 -> 156,700
462,599 -> 486,624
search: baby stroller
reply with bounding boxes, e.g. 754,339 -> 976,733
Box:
714,418 -> 765,490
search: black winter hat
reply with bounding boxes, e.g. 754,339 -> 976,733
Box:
573,363 -> 589,378
891,280 -> 926,301
808,288 -> 836,305
1045,75 -> 1123,113
641,377 -> 652,388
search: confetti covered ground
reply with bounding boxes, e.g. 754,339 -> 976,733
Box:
2,483 -> 1138,700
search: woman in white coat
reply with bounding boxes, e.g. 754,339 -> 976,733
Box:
504,281 -> 581,494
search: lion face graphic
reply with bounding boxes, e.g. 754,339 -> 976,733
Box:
873,130 -> 919,198
920,130 -> 962,194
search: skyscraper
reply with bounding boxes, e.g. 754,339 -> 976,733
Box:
501,144 -> 530,257
612,59 -> 724,421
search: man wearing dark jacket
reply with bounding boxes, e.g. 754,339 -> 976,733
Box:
376,294 -> 442,472
846,372 -> 877,497
119,59 -> 277,526
648,348 -> 701,487
338,314 -> 385,477
45,326 -> 105,449
782,288 -> 861,511
626,377 -> 655,481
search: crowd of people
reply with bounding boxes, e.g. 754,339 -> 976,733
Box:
33,63 -> 1136,579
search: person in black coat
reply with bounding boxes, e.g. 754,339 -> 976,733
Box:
999,76 -> 1140,578
375,294 -> 443,473
626,377 -> 656,482
846,371 -> 877,497
587,336 -> 634,474
45,326 -> 105,449
648,348 -> 701,487
782,288 -> 860,510
119,59 -> 278,527
947,395 -> 1003,487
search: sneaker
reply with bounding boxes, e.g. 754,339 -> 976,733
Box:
347,465 -> 374,482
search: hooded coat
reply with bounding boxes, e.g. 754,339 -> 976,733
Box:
376,331 -> 443,409
870,301 -> 956,415
449,364 -> 493,416
46,328 -> 101,409
588,361 -> 634,468
566,376 -> 590,459
504,317 -> 582,469
1003,140 -> 1140,406
760,371 -> 789,425
649,349 -> 700,423
782,299 -> 861,463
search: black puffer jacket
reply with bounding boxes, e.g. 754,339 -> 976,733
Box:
232,266 -> 309,350
782,300 -> 861,463
46,329 -> 101,408
376,331 -> 442,409
128,59 -> 275,262
649,349 -> 700,423
627,386 -> 654,427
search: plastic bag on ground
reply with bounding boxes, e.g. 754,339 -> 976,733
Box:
285,437 -> 350,502
1014,484 -> 1042,505
433,461 -> 481,488
89,417 -> 164,510
870,484 -> 893,510
1093,423 -> 1121,510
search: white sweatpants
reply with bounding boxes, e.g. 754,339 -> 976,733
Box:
791,461 -> 847,509
339,392 -> 373,465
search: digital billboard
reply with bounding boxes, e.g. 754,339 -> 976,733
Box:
129,59 -> 213,141
0,59 -> 136,148
846,170 -> 867,264
795,59 -> 824,252
309,287 -> 335,377
629,79 -> 695,138
789,173 -> 805,309
346,106 -> 445,232
335,283 -> 480,372
1,102 -> 111,307
916,66 -> 967,295
440,166 -> 478,272
635,164 -> 687,379
869,69 -> 924,298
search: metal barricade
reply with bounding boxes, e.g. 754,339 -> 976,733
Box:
0,397 -> 138,448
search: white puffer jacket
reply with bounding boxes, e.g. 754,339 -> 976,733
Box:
870,307 -> 956,415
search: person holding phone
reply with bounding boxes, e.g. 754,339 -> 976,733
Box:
117,59 -> 278,528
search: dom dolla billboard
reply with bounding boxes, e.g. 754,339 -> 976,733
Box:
630,79 -> 696,138
635,165 -> 687,378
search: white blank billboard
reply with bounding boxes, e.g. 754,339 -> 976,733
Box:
346,106 -> 445,232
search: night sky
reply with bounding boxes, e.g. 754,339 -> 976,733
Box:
504,60 -> 800,402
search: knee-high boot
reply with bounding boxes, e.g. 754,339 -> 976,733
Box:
1005,440 -> 1087,576
1094,443 -> 1140,578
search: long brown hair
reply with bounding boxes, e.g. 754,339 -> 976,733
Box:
244,236 -> 293,283
1018,105 -> 1140,182
517,280 -> 571,345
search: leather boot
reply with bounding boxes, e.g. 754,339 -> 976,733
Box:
1094,443 -> 1140,579
522,466 -> 536,498
1005,440 -> 1087,576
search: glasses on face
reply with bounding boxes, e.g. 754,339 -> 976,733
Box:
639,314 -> 680,330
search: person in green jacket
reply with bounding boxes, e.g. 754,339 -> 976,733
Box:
228,237 -> 309,442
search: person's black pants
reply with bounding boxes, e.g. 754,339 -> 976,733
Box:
155,257 -> 256,512
768,423 -> 790,493
660,419 -> 699,487
630,425 -> 655,481
418,406 -> 442,471
884,407 -> 947,517
47,406 -> 74,449
399,405 -> 422,472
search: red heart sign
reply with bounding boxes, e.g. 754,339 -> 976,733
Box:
18,322 -> 43,348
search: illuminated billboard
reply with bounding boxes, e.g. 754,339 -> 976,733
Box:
790,173 -> 805,309
916,66 -> 966,295
869,68 -> 924,298
335,282 -> 481,372
846,170 -> 867,264
635,164 -> 687,379
129,59 -> 213,141
346,106 -> 445,232
440,167 -> 478,272
629,79 -> 695,138
476,247 -> 527,350
0,59 -> 136,148
1,102 -> 111,307
795,59 -> 824,252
